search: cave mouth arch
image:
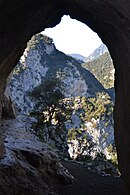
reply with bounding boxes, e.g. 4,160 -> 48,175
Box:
0,0 -> 129,193
8,22 -> 116,171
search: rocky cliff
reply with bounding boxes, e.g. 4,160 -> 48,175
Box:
8,34 -> 115,162
9,34 -> 106,114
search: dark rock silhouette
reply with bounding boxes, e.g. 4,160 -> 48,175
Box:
0,0 -> 129,194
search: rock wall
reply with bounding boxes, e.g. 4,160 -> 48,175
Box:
0,116 -> 74,194
9,34 -> 106,114
0,0 -> 130,193
8,34 -> 114,159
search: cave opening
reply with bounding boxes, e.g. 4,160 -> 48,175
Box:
0,1 -> 129,193
42,15 -> 117,171
4,14 -> 119,181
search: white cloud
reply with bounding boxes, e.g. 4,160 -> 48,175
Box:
43,15 -> 102,57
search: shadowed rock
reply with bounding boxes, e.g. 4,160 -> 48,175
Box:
0,138 -> 74,195
0,0 -> 130,194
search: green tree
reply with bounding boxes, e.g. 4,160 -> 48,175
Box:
29,77 -> 72,157
29,78 -> 65,124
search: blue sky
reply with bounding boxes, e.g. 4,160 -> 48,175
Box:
43,15 -> 102,57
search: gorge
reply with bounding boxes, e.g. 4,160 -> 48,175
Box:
0,0 -> 130,194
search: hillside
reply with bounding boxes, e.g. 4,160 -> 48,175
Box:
82,52 -> 115,89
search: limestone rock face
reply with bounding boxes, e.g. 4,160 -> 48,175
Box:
64,97 -> 114,160
7,34 -> 115,161
68,116 -> 114,160
0,0 -> 130,193
9,34 -> 106,114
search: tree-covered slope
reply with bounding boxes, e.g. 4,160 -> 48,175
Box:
82,52 -> 115,89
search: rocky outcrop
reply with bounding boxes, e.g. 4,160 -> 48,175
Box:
9,34 -> 106,114
8,34 -> 114,161
0,117 -> 74,195
1,139 -> 74,195
0,0 -> 130,194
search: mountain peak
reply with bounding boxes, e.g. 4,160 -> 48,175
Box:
85,44 -> 108,62
9,33 -> 107,114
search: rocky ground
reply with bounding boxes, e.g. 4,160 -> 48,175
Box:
55,160 -> 123,195
0,116 -> 74,195
0,116 -> 123,195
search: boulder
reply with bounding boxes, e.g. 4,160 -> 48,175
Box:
0,137 -> 74,195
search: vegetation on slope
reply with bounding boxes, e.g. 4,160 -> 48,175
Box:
82,52 -> 114,89
29,78 -> 117,166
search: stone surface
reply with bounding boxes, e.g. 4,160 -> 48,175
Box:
0,0 -> 129,193
0,115 -> 38,141
0,139 -> 74,195
0,116 -> 74,195
9,34 -> 106,114
2,92 -> 15,119
68,117 -> 114,160
7,36 -> 114,161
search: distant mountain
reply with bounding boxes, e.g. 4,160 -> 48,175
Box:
69,54 -> 86,62
69,44 -> 108,63
82,52 -> 115,100
85,44 -> 108,62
